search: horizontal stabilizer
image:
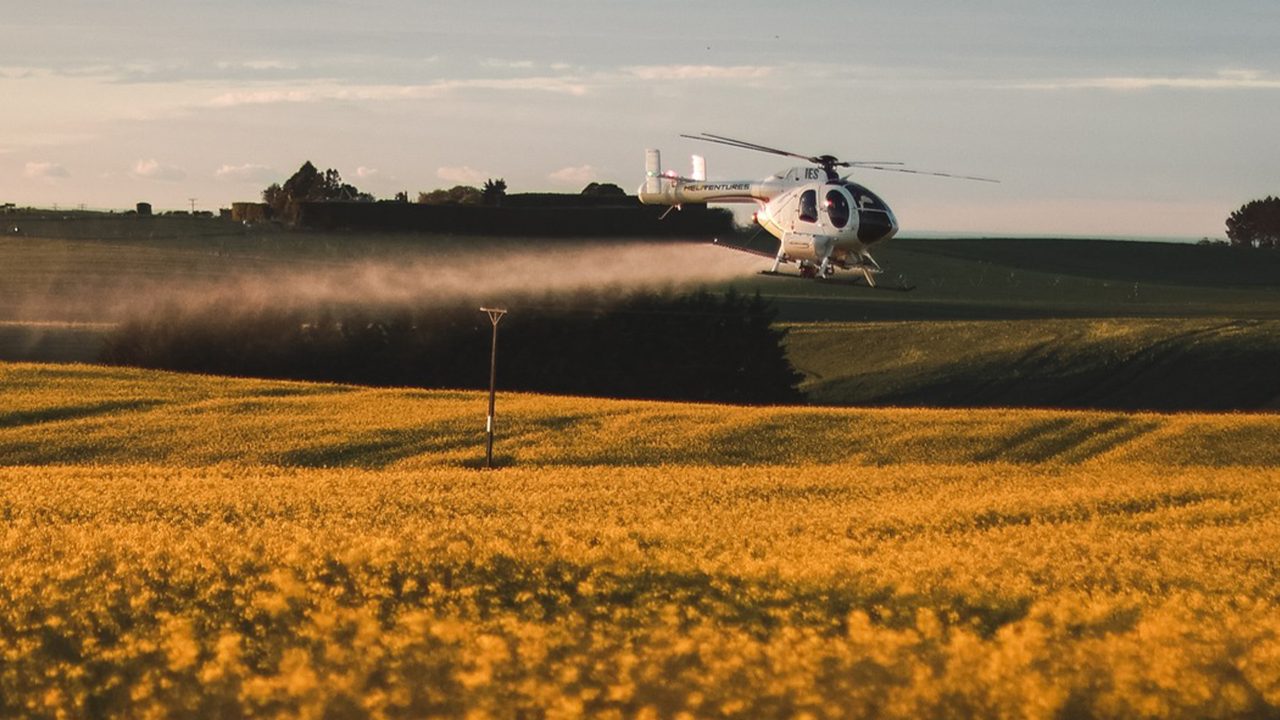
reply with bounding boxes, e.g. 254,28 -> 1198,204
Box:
710,238 -> 778,260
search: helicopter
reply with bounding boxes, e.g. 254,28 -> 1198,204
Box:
638,133 -> 997,286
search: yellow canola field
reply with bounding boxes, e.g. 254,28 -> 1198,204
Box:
2,363 -> 1280,718
4,362 -> 1280,469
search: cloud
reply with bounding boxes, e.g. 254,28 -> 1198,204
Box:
482,58 -> 536,69
548,165 -> 596,186
436,166 -> 489,185
1013,69 -> 1280,91
24,162 -> 70,180
624,65 -> 774,81
0,66 -> 51,80
207,77 -> 588,108
214,163 -> 277,183
355,166 -> 379,179
130,159 -> 186,182
215,59 -> 300,72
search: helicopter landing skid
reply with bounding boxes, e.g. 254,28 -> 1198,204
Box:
758,270 -> 916,292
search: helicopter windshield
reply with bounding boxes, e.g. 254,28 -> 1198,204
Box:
841,182 -> 888,210
843,182 -> 896,242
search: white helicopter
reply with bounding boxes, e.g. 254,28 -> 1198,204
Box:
638,133 -> 997,286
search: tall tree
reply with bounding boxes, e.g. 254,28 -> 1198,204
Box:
1226,196 -> 1280,249
482,178 -> 508,206
262,161 -> 372,222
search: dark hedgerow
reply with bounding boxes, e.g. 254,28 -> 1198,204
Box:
101,291 -> 804,405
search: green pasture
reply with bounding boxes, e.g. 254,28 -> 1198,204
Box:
3,216 -> 1279,411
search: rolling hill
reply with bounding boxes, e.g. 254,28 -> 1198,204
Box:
3,219 -> 1280,411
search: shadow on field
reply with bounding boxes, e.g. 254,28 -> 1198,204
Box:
0,400 -> 163,429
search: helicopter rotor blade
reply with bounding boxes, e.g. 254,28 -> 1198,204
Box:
850,165 -> 1001,183
693,133 -> 810,158
679,133 -> 998,182
681,133 -> 818,164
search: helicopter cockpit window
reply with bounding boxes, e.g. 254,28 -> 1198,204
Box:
798,190 -> 818,223
824,189 -> 851,228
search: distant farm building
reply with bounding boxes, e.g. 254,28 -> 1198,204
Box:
136,202 -> 152,217
231,202 -> 270,223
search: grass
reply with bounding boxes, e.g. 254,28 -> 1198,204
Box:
5,222 -> 1280,409
2,363 -> 1279,716
4,223 -> 1280,326
723,236 -> 1280,321
5,228 -> 1280,412
784,317 -> 1280,410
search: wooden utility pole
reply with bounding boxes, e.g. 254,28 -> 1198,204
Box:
480,307 -> 507,469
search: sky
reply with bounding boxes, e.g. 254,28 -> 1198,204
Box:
3,0 -> 1277,237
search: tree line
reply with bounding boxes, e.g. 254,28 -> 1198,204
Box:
261,162 -> 631,224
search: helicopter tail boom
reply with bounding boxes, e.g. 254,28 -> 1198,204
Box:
638,148 -> 764,206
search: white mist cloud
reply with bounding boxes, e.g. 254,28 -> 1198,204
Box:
436,165 -> 489,185
131,159 -> 186,182
548,164 -> 596,186
214,163 -> 277,183
12,241 -> 765,323
24,161 -> 70,180
356,166 -> 379,179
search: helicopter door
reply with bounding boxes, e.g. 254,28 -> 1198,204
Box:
822,186 -> 852,229
797,189 -> 818,224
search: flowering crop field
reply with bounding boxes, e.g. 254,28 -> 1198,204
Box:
2,362 -> 1279,718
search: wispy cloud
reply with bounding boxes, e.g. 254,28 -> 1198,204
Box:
214,163 -> 277,183
624,65 -> 775,81
1012,69 -> 1280,91
482,58 -> 536,69
355,166 -> 379,179
130,159 -> 186,182
0,66 -> 50,80
436,166 -> 489,185
215,59 -> 300,72
548,164 -> 596,186
24,161 -> 70,180
207,77 -> 588,108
